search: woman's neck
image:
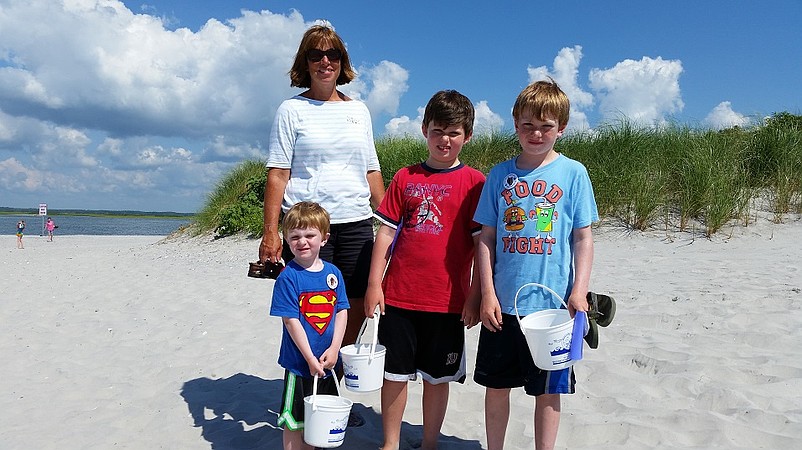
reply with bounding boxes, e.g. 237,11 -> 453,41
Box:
302,86 -> 348,102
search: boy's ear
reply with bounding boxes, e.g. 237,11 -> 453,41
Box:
421,122 -> 429,138
321,232 -> 331,246
464,131 -> 473,144
557,125 -> 566,138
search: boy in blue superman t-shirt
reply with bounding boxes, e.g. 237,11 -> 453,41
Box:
269,201 -> 349,449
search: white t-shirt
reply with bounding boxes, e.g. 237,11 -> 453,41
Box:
267,95 -> 381,223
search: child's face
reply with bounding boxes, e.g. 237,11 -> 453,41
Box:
422,122 -> 472,169
515,113 -> 564,160
286,227 -> 328,264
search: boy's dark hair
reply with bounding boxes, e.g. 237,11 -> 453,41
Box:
422,90 -> 475,136
289,24 -> 356,88
282,201 -> 331,236
512,78 -> 570,128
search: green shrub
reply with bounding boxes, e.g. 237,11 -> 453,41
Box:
194,160 -> 266,237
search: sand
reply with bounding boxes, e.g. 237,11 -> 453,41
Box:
3,217 -> 802,449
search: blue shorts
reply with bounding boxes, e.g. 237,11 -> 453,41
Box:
283,218 -> 374,298
277,370 -> 340,431
378,305 -> 466,384
473,313 -> 575,396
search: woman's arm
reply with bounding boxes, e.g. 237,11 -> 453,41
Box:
259,168 -> 290,263
367,170 -> 385,209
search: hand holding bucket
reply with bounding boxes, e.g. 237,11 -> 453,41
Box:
339,306 -> 386,392
304,369 -> 353,448
514,283 -> 582,371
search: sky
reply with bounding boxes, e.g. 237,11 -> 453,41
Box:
1,1 -> 800,213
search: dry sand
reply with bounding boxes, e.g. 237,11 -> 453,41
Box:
2,217 -> 801,449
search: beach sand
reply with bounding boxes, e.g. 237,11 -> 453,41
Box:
3,218 -> 802,449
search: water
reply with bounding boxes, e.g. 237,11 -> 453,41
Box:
1,214 -> 190,236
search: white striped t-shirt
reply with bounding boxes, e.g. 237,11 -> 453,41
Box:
267,95 -> 381,223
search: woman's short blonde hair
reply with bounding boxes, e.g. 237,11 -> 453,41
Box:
289,25 -> 356,88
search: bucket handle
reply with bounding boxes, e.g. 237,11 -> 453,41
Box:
354,305 -> 381,362
311,368 -> 341,412
513,282 -> 568,326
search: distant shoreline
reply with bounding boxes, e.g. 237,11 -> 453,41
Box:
0,207 -> 194,220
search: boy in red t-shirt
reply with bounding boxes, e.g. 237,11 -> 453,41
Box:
364,90 -> 485,450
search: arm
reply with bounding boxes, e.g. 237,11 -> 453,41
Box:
259,168 -> 290,263
568,225 -> 594,314
367,170 -> 386,209
477,225 -> 503,331
283,317 -> 325,377
319,309 -> 348,370
364,224 -> 395,317
461,233 -> 482,329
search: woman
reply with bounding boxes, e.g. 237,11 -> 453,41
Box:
46,217 -> 56,242
260,24 -> 385,358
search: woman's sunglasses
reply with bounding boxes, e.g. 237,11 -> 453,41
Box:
306,48 -> 342,63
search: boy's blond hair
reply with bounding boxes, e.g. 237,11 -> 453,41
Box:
422,90 -> 475,136
512,78 -> 570,128
282,201 -> 330,236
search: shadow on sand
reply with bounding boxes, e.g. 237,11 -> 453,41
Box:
181,373 -> 483,449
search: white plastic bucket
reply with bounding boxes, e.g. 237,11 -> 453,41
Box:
303,370 -> 353,448
340,308 -> 386,392
514,283 -> 578,371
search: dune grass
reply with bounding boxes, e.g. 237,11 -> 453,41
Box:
193,159 -> 266,237
193,112 -> 802,238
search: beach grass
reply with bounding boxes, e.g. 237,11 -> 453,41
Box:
194,112 -> 802,237
193,159 -> 266,237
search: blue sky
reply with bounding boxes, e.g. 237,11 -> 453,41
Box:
1,1 -> 800,213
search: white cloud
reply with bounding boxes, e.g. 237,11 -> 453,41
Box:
34,127 -> 97,169
385,107 -> 424,138
0,1 -> 307,139
345,60 -> 409,119
589,56 -> 684,126
474,101 -> 505,135
384,101 -> 504,138
704,101 -> 750,129
200,135 -> 263,163
528,45 -> 594,131
0,157 -> 81,192
0,158 -> 42,190
0,2 -> 411,211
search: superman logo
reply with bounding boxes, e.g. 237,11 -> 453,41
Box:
299,290 -> 337,335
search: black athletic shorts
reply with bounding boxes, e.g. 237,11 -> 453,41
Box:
276,370 -> 340,431
283,218 -> 374,298
473,313 -> 575,396
378,304 -> 466,384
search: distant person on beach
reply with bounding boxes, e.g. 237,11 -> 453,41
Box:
269,201 -> 349,450
364,90 -> 485,450
46,217 -> 56,242
260,22 -> 385,426
473,79 -> 599,450
16,220 -> 25,249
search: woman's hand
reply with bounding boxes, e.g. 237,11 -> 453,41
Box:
259,232 -> 283,264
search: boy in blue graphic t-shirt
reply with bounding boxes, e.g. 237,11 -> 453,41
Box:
473,78 -> 599,450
